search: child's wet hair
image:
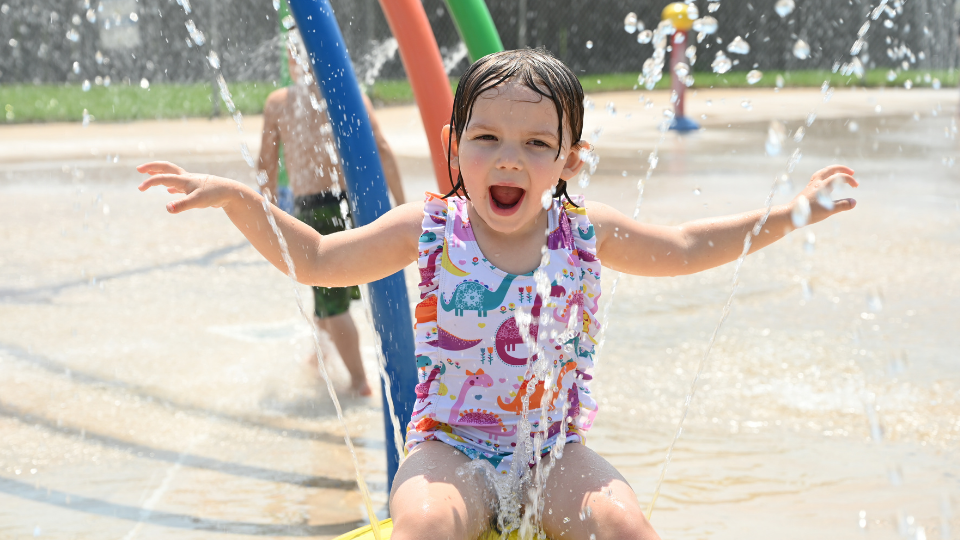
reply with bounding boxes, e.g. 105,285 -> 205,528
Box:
444,48 -> 584,205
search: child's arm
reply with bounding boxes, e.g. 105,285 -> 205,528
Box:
257,91 -> 284,203
363,94 -> 406,206
592,165 -> 859,277
137,162 -> 422,286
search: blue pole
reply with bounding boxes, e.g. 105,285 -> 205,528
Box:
287,0 -> 416,497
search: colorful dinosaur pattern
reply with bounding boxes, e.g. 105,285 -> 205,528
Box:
406,194 -> 602,476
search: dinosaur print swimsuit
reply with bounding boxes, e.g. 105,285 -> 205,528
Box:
405,193 -> 601,476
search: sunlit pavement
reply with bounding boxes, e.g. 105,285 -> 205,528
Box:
1,86 -> 958,539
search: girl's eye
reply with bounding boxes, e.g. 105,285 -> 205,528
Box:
530,140 -> 550,148
476,134 -> 497,141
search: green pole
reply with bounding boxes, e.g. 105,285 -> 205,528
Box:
443,0 -> 504,61
276,0 -> 292,197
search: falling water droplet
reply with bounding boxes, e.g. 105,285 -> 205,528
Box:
636,29 -> 653,44
129,12 -> 138,22
72,62 -> 81,75
707,2 -> 720,13
85,8 -> 96,23
741,100 -> 752,110
692,16 -> 718,34
793,126 -> 805,143
792,39 -> 810,60
883,19 -> 894,28
766,121 -> 786,156
727,36 -> 750,55
583,98 -> 594,110
624,12 -> 638,34
806,112 -> 817,126
272,0 -> 280,10
65,29 -> 80,43
95,50 -> 104,64
791,196 -> 811,227
787,153 -> 803,176
81,80 -> 91,92
605,102 -> 617,116
903,79 -> 912,90
103,76 -> 111,87
673,62 -> 690,78
585,40 -> 594,49
72,14 -> 81,25
815,184 -> 835,211
693,188 -> 701,195
932,78 -> 941,90
82,109 -> 91,127
207,51 -> 220,69
776,74 -> 785,88
140,78 -> 150,89
185,20 -> 205,46
859,510 -> 868,529
711,52 -> 732,74
746,69 -> 763,84
541,188 -> 554,209
848,121 -> 859,133
774,0 -> 795,17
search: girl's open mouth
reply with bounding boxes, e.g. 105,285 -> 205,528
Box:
489,186 -> 525,213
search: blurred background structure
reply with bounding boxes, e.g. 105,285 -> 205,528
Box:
1,0 -> 957,86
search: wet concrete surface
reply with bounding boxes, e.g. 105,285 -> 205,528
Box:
0,87 -> 958,539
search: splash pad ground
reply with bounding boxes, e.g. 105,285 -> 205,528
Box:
0,86 -> 958,539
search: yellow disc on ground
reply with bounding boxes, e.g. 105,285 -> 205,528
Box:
661,2 -> 696,31
334,518 -> 536,539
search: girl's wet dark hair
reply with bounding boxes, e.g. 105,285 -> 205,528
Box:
443,48 -> 584,206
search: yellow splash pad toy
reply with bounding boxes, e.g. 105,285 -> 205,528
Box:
335,518 -> 539,539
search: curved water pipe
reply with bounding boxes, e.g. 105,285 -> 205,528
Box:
286,0 -> 416,494
377,0 -> 454,192
443,0 -> 504,61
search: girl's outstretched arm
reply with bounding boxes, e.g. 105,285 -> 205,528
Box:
592,165 -> 859,277
137,162 -> 422,286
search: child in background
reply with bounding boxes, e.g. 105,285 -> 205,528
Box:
257,33 -> 406,396
139,49 -> 857,539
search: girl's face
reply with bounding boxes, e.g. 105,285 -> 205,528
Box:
444,81 -> 586,236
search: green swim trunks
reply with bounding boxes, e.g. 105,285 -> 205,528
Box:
293,192 -> 362,318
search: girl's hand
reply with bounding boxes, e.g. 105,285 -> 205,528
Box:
137,161 -> 244,214
793,164 -> 859,227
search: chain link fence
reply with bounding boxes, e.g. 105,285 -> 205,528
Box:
1,0 -> 957,85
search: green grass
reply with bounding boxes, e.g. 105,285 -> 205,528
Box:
0,81 -> 275,124
579,68 -> 958,92
2,68 -> 955,124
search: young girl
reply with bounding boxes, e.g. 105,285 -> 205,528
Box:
138,49 -> 857,540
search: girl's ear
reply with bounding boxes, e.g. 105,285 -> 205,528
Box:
559,140 -> 589,181
441,124 -> 460,171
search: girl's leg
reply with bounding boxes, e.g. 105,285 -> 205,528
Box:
540,443 -> 661,540
389,441 -> 497,540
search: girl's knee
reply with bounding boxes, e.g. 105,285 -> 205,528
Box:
390,499 -> 492,540
583,501 -> 659,540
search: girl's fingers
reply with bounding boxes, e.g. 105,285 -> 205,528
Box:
166,192 -> 204,214
137,161 -> 186,175
830,173 -> 860,188
816,164 -> 855,180
138,174 -> 191,192
831,198 -> 857,213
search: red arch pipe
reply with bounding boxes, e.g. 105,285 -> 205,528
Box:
377,0 -> 454,192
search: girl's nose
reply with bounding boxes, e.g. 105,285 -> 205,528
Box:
494,143 -> 523,170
